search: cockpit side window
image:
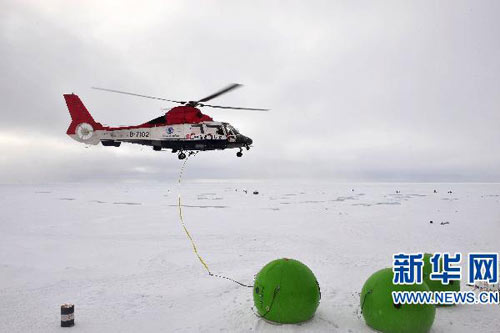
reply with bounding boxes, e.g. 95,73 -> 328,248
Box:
205,124 -> 226,136
225,124 -> 239,135
216,126 -> 225,136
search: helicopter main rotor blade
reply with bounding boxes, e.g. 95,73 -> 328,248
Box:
196,83 -> 242,103
92,85 -> 269,111
92,87 -> 186,104
201,104 -> 269,111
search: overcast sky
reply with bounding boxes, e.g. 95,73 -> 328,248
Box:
1,0 -> 499,183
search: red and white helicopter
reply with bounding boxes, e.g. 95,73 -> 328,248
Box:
64,84 -> 268,159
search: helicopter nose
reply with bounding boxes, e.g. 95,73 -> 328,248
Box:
244,136 -> 253,145
237,134 -> 252,145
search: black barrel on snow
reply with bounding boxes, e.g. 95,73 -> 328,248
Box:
61,304 -> 74,327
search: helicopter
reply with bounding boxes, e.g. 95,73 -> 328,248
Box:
64,84 -> 268,159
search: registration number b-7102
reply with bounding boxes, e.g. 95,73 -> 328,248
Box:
130,131 -> 150,138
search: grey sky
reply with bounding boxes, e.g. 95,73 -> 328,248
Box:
1,0 -> 499,183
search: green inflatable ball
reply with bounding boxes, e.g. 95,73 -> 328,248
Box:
253,258 -> 321,324
422,253 -> 460,306
360,268 -> 436,333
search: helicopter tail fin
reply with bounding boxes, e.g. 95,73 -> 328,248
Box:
64,94 -> 104,145
64,94 -> 103,135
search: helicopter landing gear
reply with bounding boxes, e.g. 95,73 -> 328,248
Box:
245,144 -> 250,151
236,148 -> 243,157
177,150 -> 197,160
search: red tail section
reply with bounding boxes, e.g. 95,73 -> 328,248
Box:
64,94 -> 103,134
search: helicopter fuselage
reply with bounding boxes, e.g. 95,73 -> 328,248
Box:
86,121 -> 253,152
64,94 -> 253,159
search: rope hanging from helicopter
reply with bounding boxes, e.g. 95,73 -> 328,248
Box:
176,152 -> 253,288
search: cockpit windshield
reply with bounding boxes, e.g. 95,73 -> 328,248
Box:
224,124 -> 239,135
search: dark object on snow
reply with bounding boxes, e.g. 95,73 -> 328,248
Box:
430,220 -> 434,224
433,190 -> 437,193
448,191 -> 453,194
395,190 -> 400,194
61,303 -> 74,327
243,190 -> 248,194
253,191 -> 259,195
440,222 -> 450,225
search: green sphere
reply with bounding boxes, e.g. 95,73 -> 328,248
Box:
422,253 -> 460,306
253,258 -> 321,324
360,268 -> 436,333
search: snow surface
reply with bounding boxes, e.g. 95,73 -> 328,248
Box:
1,180 -> 499,332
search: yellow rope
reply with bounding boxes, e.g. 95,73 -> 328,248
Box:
177,153 -> 211,273
176,153 -> 252,288
178,194 -> 211,273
